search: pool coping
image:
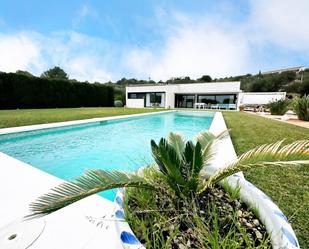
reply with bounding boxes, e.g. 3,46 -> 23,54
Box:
0,111 -> 299,249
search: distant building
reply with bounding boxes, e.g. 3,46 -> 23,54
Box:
262,66 -> 305,75
126,82 -> 286,109
126,82 -> 241,109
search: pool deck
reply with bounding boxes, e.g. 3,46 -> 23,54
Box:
245,111 -> 309,129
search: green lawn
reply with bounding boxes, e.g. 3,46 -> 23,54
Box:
0,107 -> 164,128
222,111 -> 309,248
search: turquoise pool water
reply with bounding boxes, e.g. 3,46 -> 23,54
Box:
0,111 -> 214,200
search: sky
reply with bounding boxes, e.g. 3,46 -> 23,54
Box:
0,0 -> 308,82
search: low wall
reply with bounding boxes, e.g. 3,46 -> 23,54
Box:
126,99 -> 144,108
239,92 -> 286,106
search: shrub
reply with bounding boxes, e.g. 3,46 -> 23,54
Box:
294,95 -> 309,121
239,105 -> 245,111
0,72 -> 114,109
300,79 -> 309,95
114,100 -> 123,107
283,82 -> 301,94
267,99 -> 289,115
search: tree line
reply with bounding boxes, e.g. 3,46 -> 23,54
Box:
0,68 -> 114,109
2,66 -> 308,108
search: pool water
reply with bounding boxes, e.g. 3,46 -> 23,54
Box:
0,111 -> 214,200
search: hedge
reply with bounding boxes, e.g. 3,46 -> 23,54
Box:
0,72 -> 114,109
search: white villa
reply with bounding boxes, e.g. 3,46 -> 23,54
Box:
126,82 -> 286,109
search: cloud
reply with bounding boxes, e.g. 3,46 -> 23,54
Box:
72,4 -> 99,28
0,32 -> 43,73
0,31 -> 113,82
67,56 -> 112,82
0,0 -> 308,82
249,0 -> 309,51
125,1 -> 309,80
125,12 -> 251,81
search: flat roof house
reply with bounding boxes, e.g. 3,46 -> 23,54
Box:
126,82 -> 242,109
126,82 -> 287,110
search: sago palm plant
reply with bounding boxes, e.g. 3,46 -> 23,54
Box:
29,131 -> 309,217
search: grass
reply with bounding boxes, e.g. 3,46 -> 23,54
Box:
222,111 -> 309,248
0,107 -> 165,128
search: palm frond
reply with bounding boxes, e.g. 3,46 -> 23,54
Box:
168,132 -> 186,162
29,169 -> 154,217
195,130 -> 229,164
195,131 -> 216,149
200,140 -> 309,191
151,138 -> 186,195
184,141 -> 203,179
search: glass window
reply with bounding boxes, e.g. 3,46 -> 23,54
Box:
215,95 -> 235,104
155,93 -> 162,103
176,95 -> 186,108
186,95 -> 194,108
128,93 -> 145,99
149,93 -> 163,104
197,95 -> 216,104
128,93 -> 137,99
150,93 -> 156,103
175,94 -> 195,108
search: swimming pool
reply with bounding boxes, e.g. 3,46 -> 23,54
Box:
0,111 -> 214,200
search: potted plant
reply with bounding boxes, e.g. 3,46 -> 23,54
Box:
29,131 -> 309,248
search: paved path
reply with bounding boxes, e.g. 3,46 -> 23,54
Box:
246,112 -> 309,129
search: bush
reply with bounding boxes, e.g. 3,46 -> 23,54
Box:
114,100 -> 123,107
283,82 -> 301,94
0,72 -> 114,109
300,79 -> 309,95
267,99 -> 289,115
294,95 -> 309,121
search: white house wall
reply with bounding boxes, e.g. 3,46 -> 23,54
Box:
126,99 -> 144,108
175,82 -> 241,93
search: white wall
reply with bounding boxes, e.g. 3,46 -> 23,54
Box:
239,92 -> 286,105
126,99 -> 144,108
175,82 -> 241,93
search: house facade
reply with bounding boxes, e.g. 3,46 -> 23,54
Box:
126,82 -> 286,109
126,82 -> 242,109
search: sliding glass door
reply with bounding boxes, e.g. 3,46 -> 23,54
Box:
175,94 -> 195,108
145,92 -> 165,107
175,94 -> 236,108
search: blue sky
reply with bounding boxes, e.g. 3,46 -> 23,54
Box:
0,0 -> 308,82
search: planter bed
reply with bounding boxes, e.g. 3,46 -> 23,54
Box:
112,113 -> 300,249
